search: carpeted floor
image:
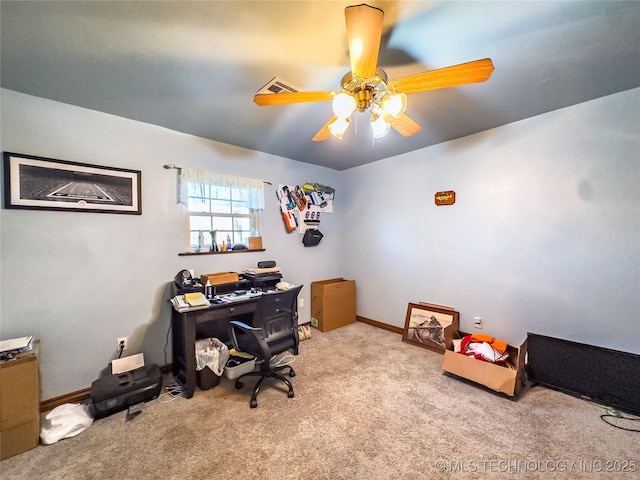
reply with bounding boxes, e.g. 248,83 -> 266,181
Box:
1,321 -> 638,479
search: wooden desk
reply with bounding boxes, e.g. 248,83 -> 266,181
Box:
171,298 -> 259,398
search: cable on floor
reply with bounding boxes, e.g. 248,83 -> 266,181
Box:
270,354 -> 296,368
158,382 -> 184,403
599,410 -> 640,432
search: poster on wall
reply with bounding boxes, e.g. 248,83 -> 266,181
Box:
3,152 -> 142,215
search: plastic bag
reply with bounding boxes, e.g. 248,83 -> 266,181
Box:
40,403 -> 93,445
195,337 -> 229,376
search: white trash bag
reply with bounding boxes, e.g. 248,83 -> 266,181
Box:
195,337 -> 229,376
40,403 -> 93,445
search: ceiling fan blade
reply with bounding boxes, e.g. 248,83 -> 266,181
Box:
312,116 -> 338,142
345,4 -> 384,79
254,91 -> 335,106
384,113 -> 422,137
390,58 -> 495,95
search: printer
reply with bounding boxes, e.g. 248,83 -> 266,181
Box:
242,262 -> 282,290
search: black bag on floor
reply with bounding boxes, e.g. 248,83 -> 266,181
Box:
90,364 -> 162,419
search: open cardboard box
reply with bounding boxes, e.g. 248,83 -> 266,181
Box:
200,271 -> 239,286
441,332 -> 527,397
310,278 -> 356,332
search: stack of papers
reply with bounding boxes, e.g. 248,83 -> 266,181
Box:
171,294 -> 210,312
184,293 -> 209,307
245,267 -> 281,275
0,335 -> 35,355
219,291 -> 262,303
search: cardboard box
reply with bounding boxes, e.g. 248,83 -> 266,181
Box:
248,237 -> 263,250
311,278 -> 356,332
1,350 -> 40,460
441,335 -> 527,397
200,271 -> 239,286
0,421 -> 39,461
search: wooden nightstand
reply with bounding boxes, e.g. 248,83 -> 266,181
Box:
0,342 -> 40,460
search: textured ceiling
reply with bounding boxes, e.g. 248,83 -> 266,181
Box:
1,1 -> 639,170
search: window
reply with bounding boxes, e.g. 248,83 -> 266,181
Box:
179,168 -> 264,251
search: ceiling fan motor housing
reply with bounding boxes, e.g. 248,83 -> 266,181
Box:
340,69 -> 388,112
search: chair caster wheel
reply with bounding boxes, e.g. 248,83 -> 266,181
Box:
250,400 -> 258,408
235,381 -> 244,390
288,391 -> 295,398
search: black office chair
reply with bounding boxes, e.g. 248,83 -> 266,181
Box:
229,285 -> 303,408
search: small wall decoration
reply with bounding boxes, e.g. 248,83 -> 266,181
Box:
402,302 -> 460,354
3,152 -> 142,215
435,190 -> 455,206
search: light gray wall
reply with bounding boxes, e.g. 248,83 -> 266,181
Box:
2,88 -> 639,401
0,89 -> 344,400
341,88 -> 640,353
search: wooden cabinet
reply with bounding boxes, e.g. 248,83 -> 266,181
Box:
0,344 -> 40,460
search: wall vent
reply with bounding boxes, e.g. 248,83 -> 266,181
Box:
257,77 -> 302,95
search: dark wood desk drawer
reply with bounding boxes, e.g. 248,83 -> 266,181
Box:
195,302 -> 256,322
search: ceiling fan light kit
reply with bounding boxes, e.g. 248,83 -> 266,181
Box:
253,4 -> 494,143
328,117 -> 351,140
328,67 -> 408,140
381,93 -> 407,118
332,93 -> 357,118
370,115 -> 391,139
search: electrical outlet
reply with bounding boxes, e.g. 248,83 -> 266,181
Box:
117,337 -> 128,351
298,298 -> 304,308
474,317 -> 483,329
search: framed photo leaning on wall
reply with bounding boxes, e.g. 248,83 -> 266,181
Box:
402,302 -> 460,354
3,152 -> 142,215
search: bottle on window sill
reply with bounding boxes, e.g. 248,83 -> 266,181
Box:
198,231 -> 204,252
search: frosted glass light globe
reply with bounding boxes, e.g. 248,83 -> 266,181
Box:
332,93 -> 357,119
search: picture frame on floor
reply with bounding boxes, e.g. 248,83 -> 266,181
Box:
3,152 -> 142,215
402,302 -> 460,354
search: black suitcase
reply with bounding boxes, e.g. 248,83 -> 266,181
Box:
90,364 -> 162,419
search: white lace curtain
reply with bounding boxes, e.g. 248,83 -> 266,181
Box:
178,168 -> 265,210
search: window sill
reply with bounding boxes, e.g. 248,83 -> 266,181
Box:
178,249 -> 265,256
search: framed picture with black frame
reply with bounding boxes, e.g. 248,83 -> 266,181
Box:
3,152 -> 142,215
402,302 -> 460,354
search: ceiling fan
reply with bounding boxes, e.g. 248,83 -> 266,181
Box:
254,3 -> 494,142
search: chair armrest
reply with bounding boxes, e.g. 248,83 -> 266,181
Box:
229,320 -> 267,356
229,320 -> 261,332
